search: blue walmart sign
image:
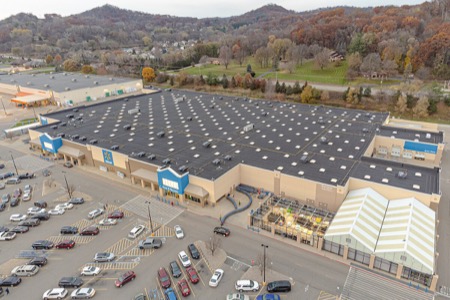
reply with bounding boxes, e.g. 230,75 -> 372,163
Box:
102,150 -> 114,165
157,167 -> 189,195
404,141 -> 438,154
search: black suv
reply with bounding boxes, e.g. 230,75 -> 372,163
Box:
32,240 -> 54,250
213,226 -> 230,236
10,196 -> 20,207
18,173 -> 35,179
169,261 -> 182,278
60,226 -> 78,234
29,257 -> 47,266
188,244 -> 200,259
32,212 -> 50,221
58,277 -> 84,288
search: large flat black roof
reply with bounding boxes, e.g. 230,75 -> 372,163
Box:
378,126 -> 443,144
36,89 -> 440,194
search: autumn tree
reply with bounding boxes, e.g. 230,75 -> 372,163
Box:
321,90 -> 330,102
219,45 -> 233,69
142,67 -> 156,82
360,53 -> 382,74
395,94 -> 408,114
81,65 -> 95,74
348,53 -> 362,71
412,96 -> 430,118
45,54 -> 53,65
314,49 -> 330,70
301,85 -> 314,103
63,59 -> 79,72
53,54 -> 62,65
206,234 -> 222,256
346,88 -> 359,104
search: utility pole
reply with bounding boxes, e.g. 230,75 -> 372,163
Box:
0,97 -> 7,115
10,153 -> 18,175
261,244 -> 268,285
63,173 -> 72,199
145,200 -> 154,234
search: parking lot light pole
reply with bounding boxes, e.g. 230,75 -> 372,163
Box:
62,172 -> 72,199
261,244 -> 268,286
145,200 -> 154,234
10,153 -> 18,175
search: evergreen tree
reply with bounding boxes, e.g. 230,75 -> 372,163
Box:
275,80 -> 281,93
222,74 -> 229,89
293,81 -> 302,94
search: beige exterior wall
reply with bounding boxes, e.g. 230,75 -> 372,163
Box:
39,115 -> 61,125
211,165 -> 241,202
189,175 -> 215,203
28,129 -> 42,140
0,82 -> 19,95
385,117 -> 440,132
363,136 -> 377,157
89,145 -> 129,171
240,165 -> 274,193
54,80 -> 142,105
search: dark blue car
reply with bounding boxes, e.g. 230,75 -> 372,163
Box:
256,294 -> 281,300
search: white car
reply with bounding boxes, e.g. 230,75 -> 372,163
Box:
56,202 -> 73,210
94,252 -> 115,262
27,207 -> 45,215
42,288 -> 68,299
99,218 -> 117,226
48,208 -> 65,215
235,280 -> 260,292
226,294 -> 250,300
22,192 -> 32,201
178,251 -> 191,267
24,184 -> 32,194
174,225 -> 184,239
0,231 -> 16,241
71,287 -> 96,299
10,214 -> 27,222
209,269 -> 224,287
81,266 -> 101,276
88,208 -> 104,219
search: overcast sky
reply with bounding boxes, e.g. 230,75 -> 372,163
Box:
1,0 -> 426,20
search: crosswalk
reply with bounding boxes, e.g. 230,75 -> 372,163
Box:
13,155 -> 53,173
83,262 -> 139,270
104,238 -> 136,256
71,218 -> 94,229
341,266 -> 434,300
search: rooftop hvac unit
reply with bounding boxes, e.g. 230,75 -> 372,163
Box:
128,108 -> 140,115
71,78 -> 77,82
202,141 -> 211,148
71,134 -> 79,140
137,152 -> 146,157
44,84 -> 49,88
123,124 -> 131,130
212,159 -> 221,165
157,131 -> 165,138
300,155 -> 310,164
187,116 -> 193,121
320,136 -> 328,144
56,133 -> 65,138
66,114 -> 74,119
50,75 -> 54,79
80,136 -> 87,141
89,139 -> 98,144
209,104 -> 215,109
51,125 -> 58,130
63,73 -> 67,76
318,119 -> 325,124
93,81 -> 98,85
73,108 -> 79,112
147,154 -> 156,160
261,112 -> 268,116
397,171 -> 407,179
65,87 -> 70,91
243,124 -> 255,132
362,128 -> 369,133
109,77 -> 114,81
60,122 -> 67,127
224,155 -> 232,161
110,145 -> 119,151
85,75 -> 90,78
178,165 -> 188,173
26,81 -> 31,85
162,158 -> 171,165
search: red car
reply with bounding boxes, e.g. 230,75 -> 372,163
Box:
80,226 -> 100,236
186,266 -> 199,284
55,239 -> 76,249
115,270 -> 136,287
108,210 -> 124,219
177,279 -> 191,297
158,267 -> 171,289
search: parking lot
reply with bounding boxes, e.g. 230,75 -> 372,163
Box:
0,150 -> 305,300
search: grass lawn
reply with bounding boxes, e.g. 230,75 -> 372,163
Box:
13,118 -> 38,128
178,58 -> 349,85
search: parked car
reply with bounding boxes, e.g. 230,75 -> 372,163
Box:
13,188 -> 22,197
256,294 -> 281,300
1,193 -> 10,203
87,208 -> 104,219
80,226 -> 99,236
27,207 -> 45,215
188,244 -> 200,259
28,257 -> 47,267
58,276 -> 84,288
186,266 -> 199,284
55,202 -> 73,210
174,225 -> 184,239
266,280 -> 291,293
164,288 -> 177,300
24,184 -> 32,194
214,226 -> 230,236
157,267 -> 171,289
170,261 -> 182,278
0,203 -> 6,212
60,226 -> 78,235
22,192 -> 31,201
0,276 -> 22,286
0,172 -> 14,180
10,196 -> 20,207
94,252 -> 115,262
128,225 -> 145,239
99,218 -> 117,226
0,163 -> 4,169
32,212 -> 50,221
134,293 -> 147,300
115,270 -> 136,287
10,214 -> 27,222
178,251 -> 191,267
138,238 -> 162,249
42,288 -> 68,300
0,226 -> 9,232
64,161 -> 73,168
6,177 -> 20,185
209,269 -> 224,287
10,226 -> 29,233
48,208 -> 65,215
227,294 -> 250,300
80,266 -> 100,276
18,173 -> 35,180
235,280 -> 260,292
177,279 -> 191,297
108,210 -> 124,219
32,240 -> 54,250
0,231 -> 16,241
42,169 -> 51,177
71,288 -> 96,299
55,239 -> 76,249
11,265 -> 39,276
0,183 -> 4,190
18,218 -> 40,227
34,200 -> 47,208
69,197 -> 84,205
